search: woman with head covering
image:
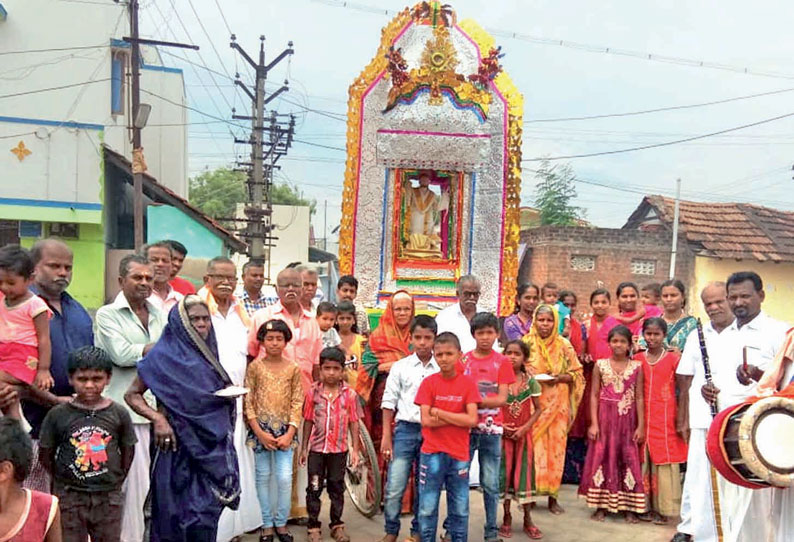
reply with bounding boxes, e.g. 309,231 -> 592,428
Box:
522,304 -> 584,515
354,291 -> 414,474
124,296 -> 240,542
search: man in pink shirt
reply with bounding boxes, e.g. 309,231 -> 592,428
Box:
247,267 -> 322,394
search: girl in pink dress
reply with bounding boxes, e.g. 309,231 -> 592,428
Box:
0,246 -> 53,420
578,325 -> 646,523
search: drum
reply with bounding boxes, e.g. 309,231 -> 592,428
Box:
706,396 -> 794,489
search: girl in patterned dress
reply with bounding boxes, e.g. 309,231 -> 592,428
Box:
499,340 -> 543,539
578,325 -> 647,523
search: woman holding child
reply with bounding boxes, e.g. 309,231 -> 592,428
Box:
125,295 -> 240,542
522,304 -> 584,514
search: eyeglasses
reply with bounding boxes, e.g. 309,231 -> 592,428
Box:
461,290 -> 481,298
207,274 -> 237,283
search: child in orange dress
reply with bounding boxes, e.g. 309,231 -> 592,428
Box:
0,246 -> 53,420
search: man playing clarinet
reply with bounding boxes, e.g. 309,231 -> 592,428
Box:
672,282 -> 734,542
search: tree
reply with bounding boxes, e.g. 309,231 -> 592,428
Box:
189,167 -> 316,223
532,159 -> 585,226
188,168 -> 246,221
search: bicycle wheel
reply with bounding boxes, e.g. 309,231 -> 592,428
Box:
345,423 -> 382,517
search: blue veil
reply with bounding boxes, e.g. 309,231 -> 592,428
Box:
137,296 -> 240,508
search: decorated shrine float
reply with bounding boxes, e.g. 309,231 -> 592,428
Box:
338,1 -> 523,316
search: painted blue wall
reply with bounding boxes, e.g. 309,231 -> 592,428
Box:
147,205 -> 224,259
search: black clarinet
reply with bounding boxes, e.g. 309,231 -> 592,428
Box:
696,318 -> 719,417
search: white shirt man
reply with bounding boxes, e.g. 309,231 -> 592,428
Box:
719,274 -> 789,542
435,275 -> 480,354
675,296 -> 733,542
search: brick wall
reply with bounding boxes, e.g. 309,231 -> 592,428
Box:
518,226 -> 695,318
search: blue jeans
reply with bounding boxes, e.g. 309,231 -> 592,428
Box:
418,452 -> 470,542
470,432 -> 502,541
254,448 -> 294,528
384,422 -> 422,536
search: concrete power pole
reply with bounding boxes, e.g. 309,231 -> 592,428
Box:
125,0 -> 197,249
669,178 -> 681,279
231,36 -> 294,278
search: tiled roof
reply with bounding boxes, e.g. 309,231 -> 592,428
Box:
624,195 -> 794,262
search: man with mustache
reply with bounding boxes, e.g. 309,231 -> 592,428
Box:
16,239 -> 95,492
435,275 -> 481,354
143,241 -> 183,314
197,256 -> 262,539
672,282 -> 734,542
719,271 -> 789,542
95,254 -> 166,542
247,267 -> 323,522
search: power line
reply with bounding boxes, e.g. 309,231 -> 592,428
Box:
0,44 -> 106,56
0,78 -> 111,100
293,138 -> 345,152
213,0 -> 234,35
310,0 -> 794,81
522,110 -> 794,161
526,86 -> 794,123
140,88 -> 247,129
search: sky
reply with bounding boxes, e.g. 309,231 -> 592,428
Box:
139,0 -> 794,243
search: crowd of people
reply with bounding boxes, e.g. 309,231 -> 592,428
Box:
0,237 -> 793,542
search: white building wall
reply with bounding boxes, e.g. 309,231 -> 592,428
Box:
0,0 -> 188,205
232,203 -> 311,282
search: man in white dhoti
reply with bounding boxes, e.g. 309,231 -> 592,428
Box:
719,272 -> 788,542
197,257 -> 263,541
672,282 -> 734,542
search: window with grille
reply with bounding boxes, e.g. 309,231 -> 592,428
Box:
570,255 -> 595,272
631,259 -> 656,275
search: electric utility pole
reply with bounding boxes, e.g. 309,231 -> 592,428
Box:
125,0 -> 197,249
231,35 -> 294,275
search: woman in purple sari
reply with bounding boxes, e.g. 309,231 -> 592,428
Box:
503,283 -> 540,342
125,296 -> 240,542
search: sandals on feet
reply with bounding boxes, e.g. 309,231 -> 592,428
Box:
275,530 -> 293,542
331,524 -> 350,542
524,525 -> 543,540
498,524 -> 512,538
307,528 -> 322,542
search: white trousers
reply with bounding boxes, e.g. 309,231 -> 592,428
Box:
677,429 -> 719,541
720,481 -> 775,542
120,424 -> 151,542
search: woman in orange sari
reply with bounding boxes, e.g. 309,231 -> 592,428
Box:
354,291 -> 415,473
522,304 -> 584,514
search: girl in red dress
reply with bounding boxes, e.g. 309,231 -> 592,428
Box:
635,317 -> 688,524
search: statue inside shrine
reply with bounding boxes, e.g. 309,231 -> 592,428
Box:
401,171 -> 449,259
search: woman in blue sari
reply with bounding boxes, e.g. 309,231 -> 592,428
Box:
125,295 -> 240,542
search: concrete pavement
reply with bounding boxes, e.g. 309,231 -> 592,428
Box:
241,484 -> 676,542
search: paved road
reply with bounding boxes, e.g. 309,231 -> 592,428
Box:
241,484 -> 676,541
